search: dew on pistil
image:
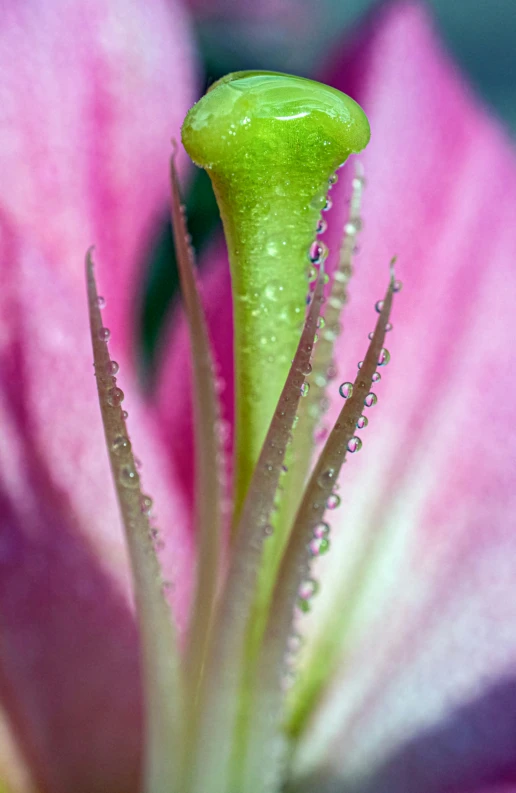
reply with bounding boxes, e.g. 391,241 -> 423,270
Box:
96,296 -> 106,309
140,495 -> 153,515
356,415 -> 368,429
309,241 -> 328,265
98,327 -> 110,342
364,392 -> 378,408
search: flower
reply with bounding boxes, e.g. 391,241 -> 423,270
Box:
1,3 -> 516,793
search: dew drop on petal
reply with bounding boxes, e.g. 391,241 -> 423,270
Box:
339,382 -> 353,399
347,436 -> 363,453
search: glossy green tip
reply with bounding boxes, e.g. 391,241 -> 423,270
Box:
182,71 -> 370,519
182,71 -> 370,176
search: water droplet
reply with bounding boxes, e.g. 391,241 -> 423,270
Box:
107,387 -> 125,407
112,435 -> 131,455
96,296 -> 106,309
377,348 -> 391,367
264,524 -> 274,537
385,322 -> 393,332
122,410 -> 129,419
316,316 -> 326,329
317,467 -> 336,488
106,360 -> 119,376
309,241 -> 328,265
372,372 -> 382,383
368,331 -> 374,340
140,495 -> 153,515
314,521 -> 330,539
307,266 -> 318,283
375,300 -> 384,313
302,362 -> 312,376
316,218 -> 327,235
323,196 -> 333,212
119,464 -> 140,489
393,280 -> 403,293
297,578 -> 319,611
134,457 -> 142,469
300,382 -> 310,397
326,493 -> 341,510
328,173 -> 338,186
98,327 -> 110,342
309,536 -> 331,556
356,415 -> 368,429
347,436 -> 363,453
288,633 -> 304,652
357,361 -> 363,369
339,382 -> 353,399
364,392 -> 378,408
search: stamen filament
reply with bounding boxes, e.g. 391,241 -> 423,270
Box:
241,273 -> 395,791
86,250 -> 183,793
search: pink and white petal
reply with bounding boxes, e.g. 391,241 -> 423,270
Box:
287,2 -> 516,792
0,221 -> 194,793
0,0 -> 196,361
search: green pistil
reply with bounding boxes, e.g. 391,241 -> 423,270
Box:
182,70 -> 370,523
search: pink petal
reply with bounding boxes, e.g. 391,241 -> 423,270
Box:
0,0 -> 196,362
287,2 -> 516,791
0,216 -> 194,791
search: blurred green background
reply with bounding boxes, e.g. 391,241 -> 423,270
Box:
141,0 -> 516,376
